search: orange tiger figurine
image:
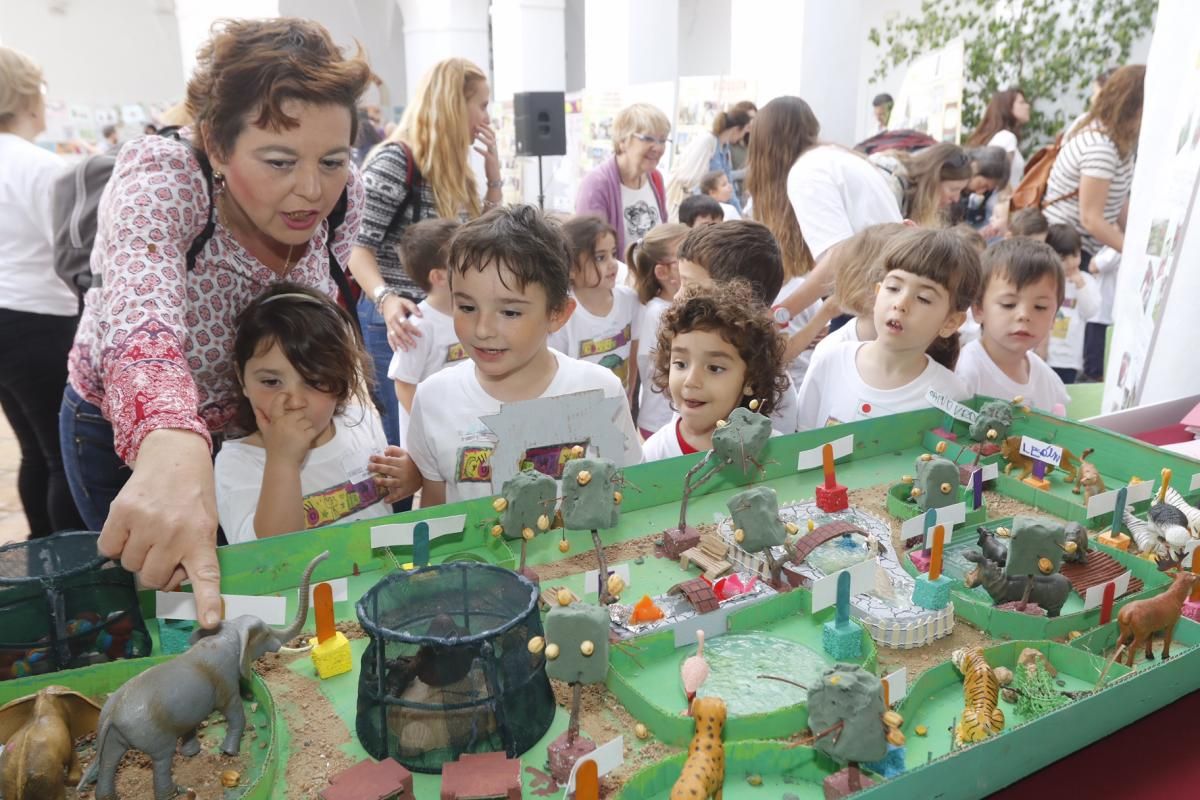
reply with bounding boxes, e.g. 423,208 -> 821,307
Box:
670,696 -> 726,800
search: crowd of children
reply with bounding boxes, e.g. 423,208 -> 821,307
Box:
213,197 -> 1099,541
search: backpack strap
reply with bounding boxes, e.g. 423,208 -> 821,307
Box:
382,141 -> 423,243
323,187 -> 362,330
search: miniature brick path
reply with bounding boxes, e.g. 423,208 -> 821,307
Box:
788,521 -> 869,565
1060,550 -> 1145,598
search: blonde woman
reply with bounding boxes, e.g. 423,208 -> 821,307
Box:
576,103 -> 671,255
0,47 -> 85,537
348,57 -> 501,451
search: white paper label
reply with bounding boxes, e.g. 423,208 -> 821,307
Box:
309,578 -> 349,604
1083,571 -> 1132,610
1191,473 -> 1200,492
1019,436 -> 1063,466
563,736 -> 625,795
926,389 -> 979,424
899,503 -> 967,543
883,668 -> 908,703
583,563 -> 632,597
155,592 -> 288,625
370,514 -> 467,548
980,463 -> 999,482
797,434 -> 854,471
810,559 -> 876,612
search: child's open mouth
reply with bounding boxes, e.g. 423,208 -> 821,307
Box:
886,319 -> 904,333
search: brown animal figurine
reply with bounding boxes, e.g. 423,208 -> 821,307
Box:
1000,436 -> 1080,483
669,696 -> 726,800
1073,448 -> 1105,500
0,686 -> 102,800
1114,571 -> 1198,666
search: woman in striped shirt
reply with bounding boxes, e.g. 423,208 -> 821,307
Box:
1043,65 -> 1145,260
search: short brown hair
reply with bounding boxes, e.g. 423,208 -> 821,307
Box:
678,195 -> 723,227
1044,223 -> 1082,259
188,18 -> 373,159
400,218 -> 459,293
678,220 -> 783,304
233,282 -> 374,433
447,205 -> 572,313
652,281 -> 789,415
699,170 -> 727,195
881,227 -> 982,314
981,238 -> 1066,307
1009,207 -> 1049,237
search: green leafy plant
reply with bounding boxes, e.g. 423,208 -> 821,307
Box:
868,0 -> 1156,149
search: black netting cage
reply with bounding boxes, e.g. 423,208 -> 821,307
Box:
0,532 -> 152,680
355,562 -> 555,773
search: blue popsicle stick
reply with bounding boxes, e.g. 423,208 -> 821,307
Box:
413,521 -> 430,567
836,570 -> 851,628
1111,487 -> 1127,537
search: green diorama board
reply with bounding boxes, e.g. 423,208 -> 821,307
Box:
4,399 -> 1200,800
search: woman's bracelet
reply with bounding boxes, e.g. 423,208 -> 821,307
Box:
372,284 -> 401,312
486,178 -> 504,190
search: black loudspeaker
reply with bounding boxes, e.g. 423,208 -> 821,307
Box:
513,91 -> 566,157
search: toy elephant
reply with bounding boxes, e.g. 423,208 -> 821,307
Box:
0,685 -> 102,800
77,551 -> 330,800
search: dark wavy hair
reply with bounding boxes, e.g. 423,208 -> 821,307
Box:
652,280 -> 789,416
562,214 -> 618,290
233,282 -> 375,433
188,18 -> 373,159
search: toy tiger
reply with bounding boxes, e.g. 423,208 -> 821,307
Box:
951,646 -> 1004,747
670,696 -> 726,800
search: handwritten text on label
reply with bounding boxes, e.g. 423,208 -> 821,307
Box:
1019,436 -> 1063,466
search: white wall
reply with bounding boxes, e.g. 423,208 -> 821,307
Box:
678,0 -> 731,78
0,0 -> 185,107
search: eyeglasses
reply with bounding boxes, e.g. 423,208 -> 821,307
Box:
633,133 -> 671,146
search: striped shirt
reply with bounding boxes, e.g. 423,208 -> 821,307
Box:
354,142 -> 440,300
1043,125 -> 1134,255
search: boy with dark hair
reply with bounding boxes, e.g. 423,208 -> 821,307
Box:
699,169 -> 741,220
405,205 -> 641,505
956,237 -> 1069,410
1043,223 -> 1099,384
673,219 -> 799,431
678,194 -> 723,227
1007,207 -> 1049,241
388,218 -> 462,421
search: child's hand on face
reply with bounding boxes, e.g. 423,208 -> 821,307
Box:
370,446 -> 420,503
255,392 -> 319,466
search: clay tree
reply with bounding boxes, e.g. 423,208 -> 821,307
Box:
805,664 -> 891,797
78,551 -> 330,800
728,485 -> 795,585
0,686 -> 102,800
677,406 -> 772,534
529,592 -> 610,784
561,457 -> 624,604
490,468 -> 558,580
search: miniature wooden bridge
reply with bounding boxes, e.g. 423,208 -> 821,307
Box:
1059,550 -> 1144,598
789,521 -> 870,566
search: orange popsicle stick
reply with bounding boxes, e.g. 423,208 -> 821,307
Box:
822,443 -> 835,489
575,758 -> 599,800
314,582 -> 335,644
1192,545 -> 1200,602
928,525 -> 946,582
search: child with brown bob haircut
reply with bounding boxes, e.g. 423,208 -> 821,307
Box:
388,218 -> 462,422
643,280 -> 789,461
405,205 -> 641,506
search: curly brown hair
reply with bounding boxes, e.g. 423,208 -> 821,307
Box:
651,281 -> 789,417
1071,64 -> 1145,159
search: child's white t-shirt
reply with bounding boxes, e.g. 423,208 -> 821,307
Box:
720,202 -> 742,220
1047,273 -> 1100,372
636,296 -> 673,434
549,285 -> 641,391
386,301 -> 467,385
643,414 -> 781,463
215,409 -> 391,544
1090,247 -> 1120,325
955,339 -> 1069,412
775,276 -> 822,390
795,342 -> 969,430
406,349 -> 643,504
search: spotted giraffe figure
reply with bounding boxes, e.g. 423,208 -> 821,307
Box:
669,696 -> 727,800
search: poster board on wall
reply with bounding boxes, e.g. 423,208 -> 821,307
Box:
889,37 -> 965,143
671,76 -> 758,166
1102,0 -> 1200,412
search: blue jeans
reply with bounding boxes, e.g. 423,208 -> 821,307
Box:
59,384 -> 129,531
356,295 -> 413,513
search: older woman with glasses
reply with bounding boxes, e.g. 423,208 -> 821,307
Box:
576,103 -> 671,255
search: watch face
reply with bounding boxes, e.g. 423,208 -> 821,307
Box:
772,306 -> 791,324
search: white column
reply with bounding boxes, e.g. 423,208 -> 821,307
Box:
584,0 -> 678,90
397,0 -> 492,99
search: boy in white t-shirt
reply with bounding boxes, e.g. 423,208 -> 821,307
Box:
956,238 -> 1069,412
405,206 -> 642,506
796,228 -> 978,429
1044,224 -> 1100,385
700,170 -> 742,220
388,219 -> 465,434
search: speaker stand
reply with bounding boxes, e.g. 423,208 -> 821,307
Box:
537,155 -> 546,211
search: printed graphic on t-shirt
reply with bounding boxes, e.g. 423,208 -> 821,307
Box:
624,201 -> 657,240
1052,297 -> 1076,339
456,440 -> 591,483
304,477 -> 381,528
826,399 -> 897,428
580,324 -> 633,387
446,342 -> 468,364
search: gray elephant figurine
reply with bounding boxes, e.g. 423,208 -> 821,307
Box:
77,551 -> 329,800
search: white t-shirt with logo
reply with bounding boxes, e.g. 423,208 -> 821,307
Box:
387,301 -> 467,385
621,181 -> 661,246
406,349 -> 642,504
1047,273 -> 1100,372
636,296 -> 673,434
215,409 -> 391,544
549,285 -> 642,391
796,342 -> 969,430
955,339 -> 1069,412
